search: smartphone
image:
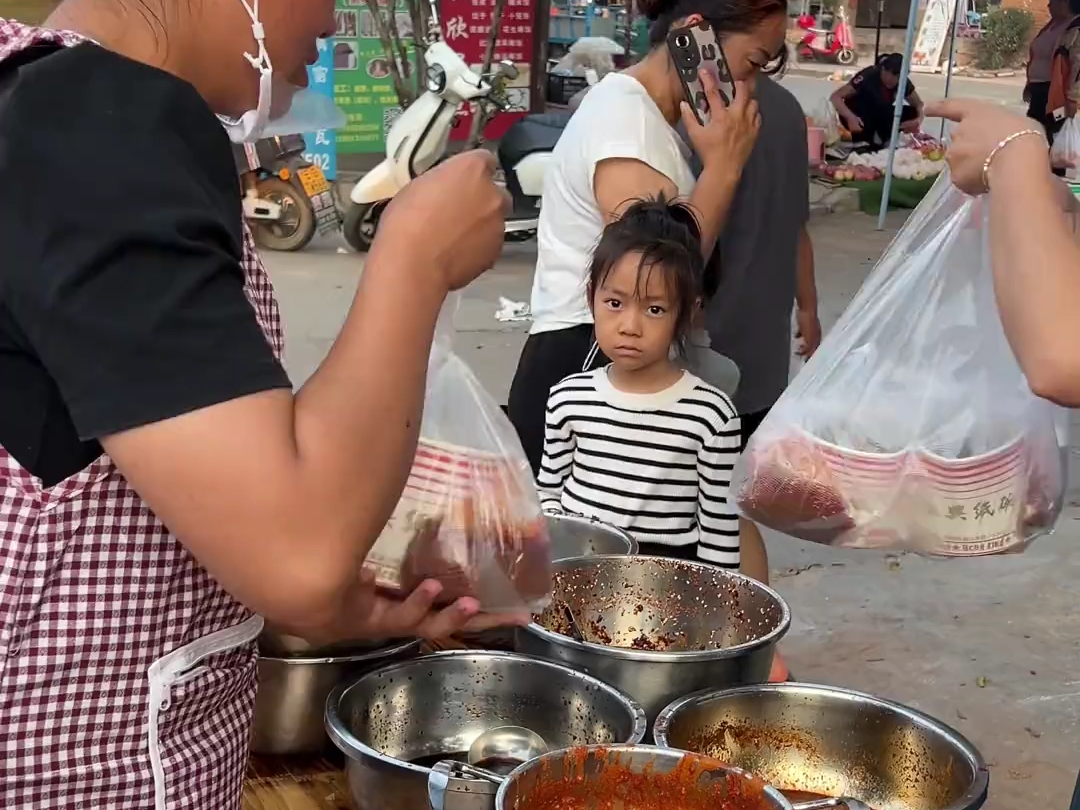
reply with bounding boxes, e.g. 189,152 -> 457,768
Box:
666,21 -> 736,126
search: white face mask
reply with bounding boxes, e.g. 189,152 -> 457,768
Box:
219,1 -> 347,143
219,0 -> 274,143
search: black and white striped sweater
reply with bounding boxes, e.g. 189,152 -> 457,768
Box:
537,368 -> 743,567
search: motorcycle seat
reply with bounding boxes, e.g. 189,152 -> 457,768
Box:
498,112 -> 571,167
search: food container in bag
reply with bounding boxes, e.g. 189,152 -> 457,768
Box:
364,438 -> 552,611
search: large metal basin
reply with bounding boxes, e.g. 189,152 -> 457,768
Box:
516,555 -> 790,723
325,650 -> 647,810
547,512 -> 637,559
654,683 -> 989,810
251,637 -> 422,755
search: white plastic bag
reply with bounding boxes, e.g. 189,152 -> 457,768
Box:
811,98 -> 841,146
732,175 -> 1067,556
1051,118 -> 1080,177
363,295 -> 553,610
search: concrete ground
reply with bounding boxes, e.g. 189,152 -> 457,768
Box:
263,212 -> 1080,810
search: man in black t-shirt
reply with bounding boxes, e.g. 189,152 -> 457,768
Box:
830,53 -> 925,149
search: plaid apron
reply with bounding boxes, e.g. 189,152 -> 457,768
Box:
0,20 -> 285,809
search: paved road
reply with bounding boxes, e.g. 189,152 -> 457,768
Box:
263,216 -> 1080,810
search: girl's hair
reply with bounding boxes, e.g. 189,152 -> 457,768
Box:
638,0 -> 788,74
587,194 -> 706,355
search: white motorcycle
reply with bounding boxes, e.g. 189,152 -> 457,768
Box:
342,2 -> 564,253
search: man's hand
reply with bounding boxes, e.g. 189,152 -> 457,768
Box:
845,113 -> 864,133
333,570 -> 531,642
375,150 -> 511,293
900,116 -> 923,134
794,305 -> 822,358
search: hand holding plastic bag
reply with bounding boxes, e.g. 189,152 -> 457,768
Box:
1051,118 -> 1080,174
363,295 -> 553,610
732,175 -> 1067,556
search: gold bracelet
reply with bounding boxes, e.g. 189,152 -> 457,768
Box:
981,129 -> 1046,192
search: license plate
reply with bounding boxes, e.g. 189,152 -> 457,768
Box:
297,165 -> 330,197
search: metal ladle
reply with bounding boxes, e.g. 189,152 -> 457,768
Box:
467,725 -> 548,769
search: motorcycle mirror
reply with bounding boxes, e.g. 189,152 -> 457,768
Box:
497,59 -> 519,80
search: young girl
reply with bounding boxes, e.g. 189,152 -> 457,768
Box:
536,197 -> 743,567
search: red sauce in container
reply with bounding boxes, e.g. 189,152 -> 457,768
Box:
515,748 -> 778,810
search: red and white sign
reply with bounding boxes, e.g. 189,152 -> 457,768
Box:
441,0 -> 537,140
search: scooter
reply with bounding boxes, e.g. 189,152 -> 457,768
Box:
342,0 -> 564,253
795,5 -> 856,66
234,135 -> 342,252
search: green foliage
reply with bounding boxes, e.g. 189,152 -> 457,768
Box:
976,8 -> 1035,70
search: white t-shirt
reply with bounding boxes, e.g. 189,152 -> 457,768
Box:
529,73 -> 697,335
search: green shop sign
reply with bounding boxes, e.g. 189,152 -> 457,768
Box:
332,0 -> 416,154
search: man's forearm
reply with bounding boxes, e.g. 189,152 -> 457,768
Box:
989,140 -> 1080,403
795,226 -> 817,311
294,245 -> 446,570
831,95 -> 854,121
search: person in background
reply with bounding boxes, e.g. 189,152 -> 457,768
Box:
831,52 -> 925,149
507,0 -> 789,475
538,197 -> 743,568
929,97 -> 1080,406
1046,0 -> 1080,120
686,73 -> 819,682
1024,0 -> 1078,144
0,5 -> 513,806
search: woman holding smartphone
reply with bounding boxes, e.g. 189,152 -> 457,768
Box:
507,0 -> 790,680
507,0 -> 788,470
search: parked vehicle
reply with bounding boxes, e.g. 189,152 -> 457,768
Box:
795,5 -> 856,66
234,134 -> 342,252
342,1 -> 562,253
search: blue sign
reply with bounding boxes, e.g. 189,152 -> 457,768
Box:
304,38 -> 338,180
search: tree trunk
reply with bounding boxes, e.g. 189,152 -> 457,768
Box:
406,0 -> 429,97
465,0 -> 509,147
363,0 -> 416,108
386,5 -> 415,96
624,0 -> 636,62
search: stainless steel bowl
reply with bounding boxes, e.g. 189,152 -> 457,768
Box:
325,650 -> 647,810
515,555 -> 790,723
494,744 -> 789,810
251,637 -> 422,755
546,512 -> 637,559
654,683 -> 989,810
258,628 -> 416,657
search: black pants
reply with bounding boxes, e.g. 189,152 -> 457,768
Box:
507,324 -> 608,475
1027,81 -> 1063,144
1027,82 -> 1067,176
854,103 -> 918,149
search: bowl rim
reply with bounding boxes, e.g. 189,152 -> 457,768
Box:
544,511 -> 639,557
522,554 -> 792,663
256,636 -> 423,665
492,743 -> 791,810
652,682 -> 990,810
324,649 -> 649,773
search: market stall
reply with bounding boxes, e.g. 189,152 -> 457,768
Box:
810,129 -> 948,214
243,517 -> 991,810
